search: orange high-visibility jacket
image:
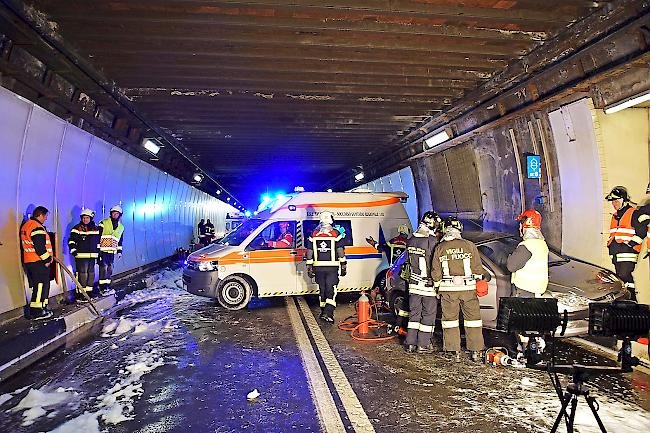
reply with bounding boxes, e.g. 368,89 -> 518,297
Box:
608,207 -> 643,253
21,218 -> 52,263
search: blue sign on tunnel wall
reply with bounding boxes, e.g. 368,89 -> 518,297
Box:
527,155 -> 541,179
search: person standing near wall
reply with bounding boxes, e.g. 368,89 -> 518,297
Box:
20,206 -> 53,320
198,219 -> 206,245
605,186 -> 646,301
506,209 -> 549,299
98,205 -> 124,294
205,219 -> 215,244
68,208 -> 100,301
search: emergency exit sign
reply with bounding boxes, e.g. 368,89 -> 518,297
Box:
527,155 -> 541,179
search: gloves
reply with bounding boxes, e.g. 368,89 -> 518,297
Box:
340,263 -> 347,277
307,265 -> 315,279
365,236 -> 377,248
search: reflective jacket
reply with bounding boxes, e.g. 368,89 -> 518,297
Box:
306,226 -> 346,268
432,238 -> 483,292
406,231 -> 437,296
68,221 -> 100,258
98,218 -> 124,254
268,232 -> 294,249
21,218 -> 52,264
511,238 -> 549,296
608,205 -> 645,254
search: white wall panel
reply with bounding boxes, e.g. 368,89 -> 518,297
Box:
133,161 -> 150,266
119,156 -> 140,271
145,166 -> 162,261
83,137 -> 112,218
0,89 -> 32,313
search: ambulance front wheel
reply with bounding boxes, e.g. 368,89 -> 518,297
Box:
217,275 -> 253,310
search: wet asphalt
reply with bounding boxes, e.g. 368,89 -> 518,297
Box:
0,268 -> 648,433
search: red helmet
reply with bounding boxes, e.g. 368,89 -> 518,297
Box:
516,209 -> 541,229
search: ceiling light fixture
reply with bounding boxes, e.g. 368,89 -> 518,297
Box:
354,172 -> 365,182
143,138 -> 161,155
604,89 -> 650,114
193,173 -> 203,182
424,130 -> 452,148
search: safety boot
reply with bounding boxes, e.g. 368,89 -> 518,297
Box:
417,344 -> 435,354
445,351 -> 461,363
404,344 -> 417,353
470,351 -> 483,362
319,313 -> 334,323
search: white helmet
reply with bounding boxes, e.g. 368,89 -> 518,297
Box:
397,224 -> 410,236
80,208 -> 95,218
110,204 -> 123,214
319,211 -> 334,226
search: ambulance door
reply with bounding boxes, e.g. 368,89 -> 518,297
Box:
245,221 -> 298,296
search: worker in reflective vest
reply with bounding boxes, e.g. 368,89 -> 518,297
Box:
507,209 -> 549,298
606,186 -> 646,301
306,212 -> 346,323
21,206 -> 54,320
403,211 -> 439,354
432,217 -> 485,362
68,208 -> 100,300
98,204 -> 125,293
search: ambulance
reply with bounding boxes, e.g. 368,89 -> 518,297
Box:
183,191 -> 412,310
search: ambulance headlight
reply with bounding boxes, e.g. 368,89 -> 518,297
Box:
198,261 -> 219,272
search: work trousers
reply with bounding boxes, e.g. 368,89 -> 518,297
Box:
405,293 -> 438,347
98,253 -> 115,290
74,257 -> 95,294
440,290 -> 484,352
394,295 -> 410,332
611,254 -> 637,302
24,261 -> 50,310
315,267 -> 339,319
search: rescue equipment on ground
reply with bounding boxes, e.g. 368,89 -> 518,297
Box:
485,347 -> 524,368
338,290 -> 395,342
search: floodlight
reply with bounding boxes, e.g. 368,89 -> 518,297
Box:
588,301 -> 650,339
497,297 -> 567,335
604,89 -> 650,114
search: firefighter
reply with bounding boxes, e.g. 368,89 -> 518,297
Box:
266,221 -> 293,248
68,208 -> 100,302
403,211 -> 440,353
506,209 -> 549,298
98,205 -> 125,294
306,212 -> 347,323
432,217 -> 485,362
365,224 -> 409,266
21,206 -> 53,320
205,219 -> 215,244
198,219 -> 206,244
605,186 -> 646,301
639,183 -> 649,261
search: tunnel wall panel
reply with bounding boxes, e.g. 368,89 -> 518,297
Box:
0,87 -> 235,317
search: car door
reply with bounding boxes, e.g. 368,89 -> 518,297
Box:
477,255 -> 501,326
246,221 -> 298,296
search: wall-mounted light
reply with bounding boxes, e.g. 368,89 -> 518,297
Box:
354,172 -> 365,182
226,197 -> 231,201
326,188 -> 333,193
294,186 -> 305,192
193,173 -> 204,182
604,89 -> 650,114
142,138 -> 161,155
424,129 -> 452,148
216,189 -> 222,195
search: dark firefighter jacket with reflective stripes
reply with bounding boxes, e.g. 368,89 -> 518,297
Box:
21,218 -> 52,263
306,227 -> 346,267
68,222 -> 100,258
405,232 -> 437,296
607,204 -> 647,255
431,238 -> 483,291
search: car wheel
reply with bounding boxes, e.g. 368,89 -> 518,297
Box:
217,275 -> 252,310
389,291 -> 406,317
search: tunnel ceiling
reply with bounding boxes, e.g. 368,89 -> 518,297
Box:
1,0 -> 619,206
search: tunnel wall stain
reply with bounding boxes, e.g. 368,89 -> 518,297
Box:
0,86 -> 235,318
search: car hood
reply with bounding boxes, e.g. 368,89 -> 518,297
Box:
188,244 -> 238,261
548,259 -> 623,299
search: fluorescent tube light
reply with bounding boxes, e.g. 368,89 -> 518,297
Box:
143,139 -> 161,155
604,90 -> 650,114
424,130 -> 451,148
355,172 -> 365,182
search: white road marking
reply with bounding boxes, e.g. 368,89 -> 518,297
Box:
286,298 -> 346,433
296,297 -> 377,433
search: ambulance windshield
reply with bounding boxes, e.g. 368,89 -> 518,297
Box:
218,219 -> 264,246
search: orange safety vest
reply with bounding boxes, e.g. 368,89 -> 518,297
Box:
608,208 -> 642,253
21,219 -> 53,263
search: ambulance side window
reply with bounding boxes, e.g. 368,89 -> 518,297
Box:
246,221 -> 296,251
303,220 -> 354,248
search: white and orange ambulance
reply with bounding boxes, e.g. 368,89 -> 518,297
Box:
183,191 -> 412,309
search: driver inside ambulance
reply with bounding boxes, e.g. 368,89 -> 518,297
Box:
266,221 -> 294,249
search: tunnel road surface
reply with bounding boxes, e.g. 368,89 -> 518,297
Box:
0,267 -> 649,433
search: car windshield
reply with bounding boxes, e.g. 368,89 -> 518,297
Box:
477,236 -> 568,271
218,219 -> 265,246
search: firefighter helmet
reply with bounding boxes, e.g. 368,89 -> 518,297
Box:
516,209 -> 542,229
80,208 -> 95,218
421,211 -> 442,231
319,211 -> 334,225
397,224 -> 410,236
110,204 -> 123,215
443,216 -> 463,232
605,186 -> 630,202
